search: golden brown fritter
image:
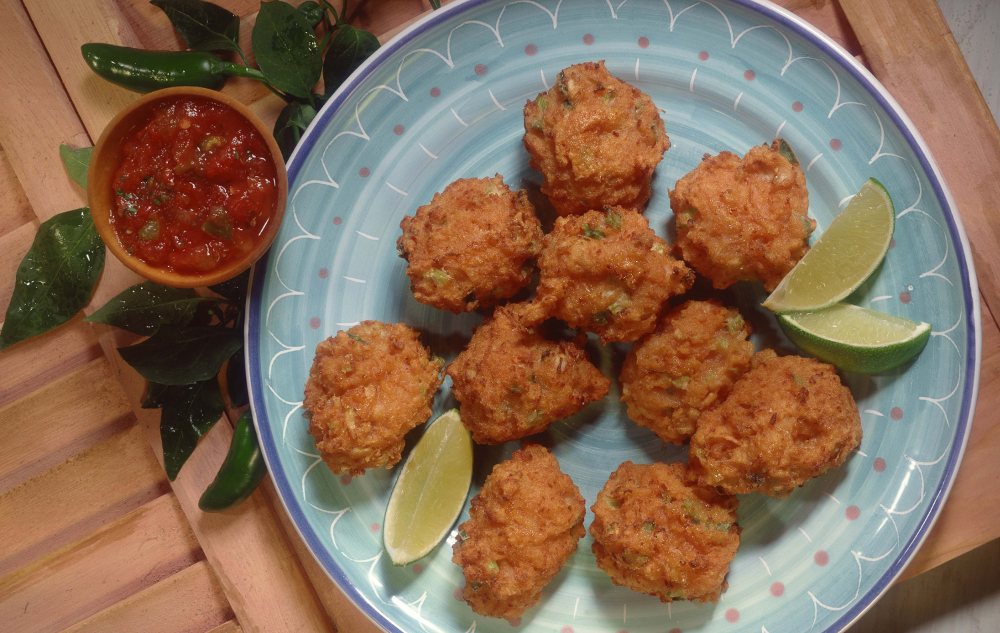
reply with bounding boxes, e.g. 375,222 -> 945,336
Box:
452,445 -> 586,620
688,350 -> 862,497
671,139 -> 814,291
397,175 -> 543,313
303,321 -> 443,476
447,303 -> 610,445
523,61 -> 669,215
620,301 -> 755,444
589,461 -> 740,603
534,207 -> 694,343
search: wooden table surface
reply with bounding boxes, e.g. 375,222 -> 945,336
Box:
1,0 -> 998,631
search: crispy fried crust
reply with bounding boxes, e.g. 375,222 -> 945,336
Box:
523,61 -> 669,215
447,303 -> 610,445
453,445 -> 586,620
589,461 -> 740,603
688,350 -> 862,497
671,139 -> 813,291
620,301 -> 755,444
534,206 -> 694,343
397,175 -> 543,313
303,321 -> 443,476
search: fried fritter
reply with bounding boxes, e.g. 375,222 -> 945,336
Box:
620,301 -> 754,444
447,303 -> 610,445
523,61 -> 669,215
689,350 -> 862,497
303,321 -> 443,476
671,139 -> 814,291
453,445 -> 586,620
534,206 -> 694,343
589,461 -> 740,603
397,175 -> 543,313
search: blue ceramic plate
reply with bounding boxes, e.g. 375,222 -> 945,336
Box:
246,1 -> 981,631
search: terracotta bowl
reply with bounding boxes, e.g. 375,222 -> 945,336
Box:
88,86 -> 287,288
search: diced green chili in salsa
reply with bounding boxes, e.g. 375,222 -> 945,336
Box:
111,97 -> 277,273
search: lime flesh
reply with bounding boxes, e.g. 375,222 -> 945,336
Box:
764,179 -> 895,313
383,409 -> 472,566
778,304 -> 931,374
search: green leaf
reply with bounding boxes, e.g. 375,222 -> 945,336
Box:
273,100 -> 317,160
323,25 -> 379,96
154,378 -> 225,479
252,1 -> 322,99
226,347 -> 249,407
151,0 -> 241,52
0,208 -> 105,351
297,0 -> 324,27
84,281 -> 206,335
59,145 -> 93,189
209,267 -> 251,303
118,324 -> 242,385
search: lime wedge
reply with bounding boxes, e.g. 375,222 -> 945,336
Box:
383,409 -> 472,566
778,304 -> 931,373
763,179 -> 895,313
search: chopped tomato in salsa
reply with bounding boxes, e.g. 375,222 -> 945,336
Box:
111,97 -> 277,273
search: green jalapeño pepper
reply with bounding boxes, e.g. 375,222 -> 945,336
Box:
199,411 -> 267,512
81,43 -> 266,93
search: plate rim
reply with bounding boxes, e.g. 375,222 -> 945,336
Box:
244,1 -> 983,631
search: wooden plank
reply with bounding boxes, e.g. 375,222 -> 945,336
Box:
0,493 -> 202,633
61,561 -> 233,633
0,146 -> 34,239
205,621 -> 243,633
0,425 -> 168,577
0,221 -> 37,320
838,0 -> 1000,321
0,357 -> 134,492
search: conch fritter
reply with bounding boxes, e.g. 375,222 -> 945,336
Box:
688,350 -> 862,497
620,301 -> 754,444
453,445 -> 586,620
589,461 -> 740,603
534,206 -> 694,343
397,175 -> 543,313
303,321 -> 443,476
447,303 -> 610,445
523,61 -> 669,215
671,139 -> 814,291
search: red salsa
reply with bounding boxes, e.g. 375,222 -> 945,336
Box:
111,97 -> 277,273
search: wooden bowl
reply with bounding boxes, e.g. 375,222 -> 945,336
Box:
88,86 -> 287,288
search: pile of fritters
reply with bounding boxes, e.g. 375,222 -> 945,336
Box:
299,60 -> 864,621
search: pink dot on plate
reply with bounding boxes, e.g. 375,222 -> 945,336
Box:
771,581 -> 785,597
669,629 -> 681,633
698,51 -> 709,61
393,124 -> 405,135
413,563 -> 424,574
638,36 -> 649,48
359,167 -> 370,177
792,101 -> 803,112
525,43 -> 538,56
430,87 -> 441,97
583,33 -> 595,45
453,586 -> 465,601
475,63 -> 488,76
318,268 -> 329,279
874,457 -> 887,472
561,627 -> 574,633
900,291 -> 912,304
815,550 -> 829,566
725,608 -> 740,623
309,317 -> 320,329
891,407 -> 904,421
509,617 -> 521,627
830,138 -> 843,151
846,506 -> 861,521
340,474 -> 351,485
744,69 -> 756,81
889,237 -> 896,249
333,217 -> 342,225
370,522 -> 380,532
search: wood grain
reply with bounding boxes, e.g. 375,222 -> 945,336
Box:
0,493 -> 202,633
0,147 -> 34,239
61,561 -> 233,633
838,0 -> 1000,324
0,221 -> 37,319
0,357 -> 134,492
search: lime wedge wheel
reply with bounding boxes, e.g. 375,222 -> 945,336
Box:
763,178 -> 895,313
778,304 -> 931,374
383,409 -> 472,566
